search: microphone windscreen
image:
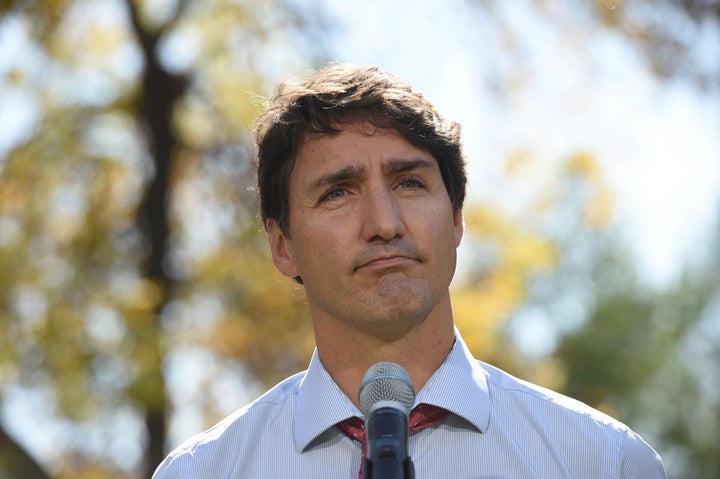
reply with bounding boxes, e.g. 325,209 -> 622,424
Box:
358,362 -> 415,417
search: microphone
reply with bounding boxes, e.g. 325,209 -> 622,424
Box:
358,362 -> 416,479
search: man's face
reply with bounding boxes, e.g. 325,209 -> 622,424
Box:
266,121 -> 463,339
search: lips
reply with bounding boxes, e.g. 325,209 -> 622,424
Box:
354,247 -> 419,271
360,255 -> 411,269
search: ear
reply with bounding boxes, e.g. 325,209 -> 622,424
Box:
453,209 -> 464,248
266,219 -> 301,279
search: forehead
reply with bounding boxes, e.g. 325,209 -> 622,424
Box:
293,122 -> 436,177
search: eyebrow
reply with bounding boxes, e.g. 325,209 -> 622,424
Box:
311,165 -> 366,190
310,157 -> 438,191
382,157 -> 437,176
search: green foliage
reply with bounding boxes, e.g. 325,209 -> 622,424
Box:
554,263 -> 720,478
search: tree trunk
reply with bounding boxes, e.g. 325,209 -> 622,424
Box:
0,424 -> 52,479
125,0 -> 189,476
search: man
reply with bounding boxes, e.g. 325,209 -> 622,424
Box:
153,64 -> 666,478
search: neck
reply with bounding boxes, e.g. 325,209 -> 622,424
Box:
312,296 -> 456,409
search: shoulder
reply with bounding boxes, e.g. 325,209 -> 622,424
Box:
480,361 -> 666,477
482,360 -> 623,428
152,370 -> 307,479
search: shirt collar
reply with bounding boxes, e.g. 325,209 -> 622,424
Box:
294,349 -> 360,453
293,329 -> 490,452
414,330 -> 490,433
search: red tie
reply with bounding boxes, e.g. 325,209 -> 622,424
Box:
337,404 -> 449,479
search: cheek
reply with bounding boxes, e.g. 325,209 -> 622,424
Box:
416,204 -> 458,241
293,220 -> 352,271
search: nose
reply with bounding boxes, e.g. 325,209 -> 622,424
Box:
360,186 -> 406,242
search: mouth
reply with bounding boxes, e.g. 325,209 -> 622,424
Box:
354,253 -> 418,272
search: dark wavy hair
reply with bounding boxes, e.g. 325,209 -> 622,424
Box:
254,64 -> 467,235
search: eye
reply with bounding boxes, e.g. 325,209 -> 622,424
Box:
319,186 -> 348,202
398,176 -> 426,189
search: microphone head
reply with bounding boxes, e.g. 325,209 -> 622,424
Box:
358,362 -> 415,418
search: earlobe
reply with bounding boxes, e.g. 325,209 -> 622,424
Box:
266,219 -> 300,279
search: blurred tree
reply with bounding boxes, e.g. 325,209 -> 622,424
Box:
0,0 -> 328,477
580,2 -> 720,476
592,0 -> 720,90
453,200 -> 557,374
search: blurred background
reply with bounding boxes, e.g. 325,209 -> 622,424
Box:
0,0 -> 718,477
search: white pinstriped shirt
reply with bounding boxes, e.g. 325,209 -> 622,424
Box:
153,332 -> 666,478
